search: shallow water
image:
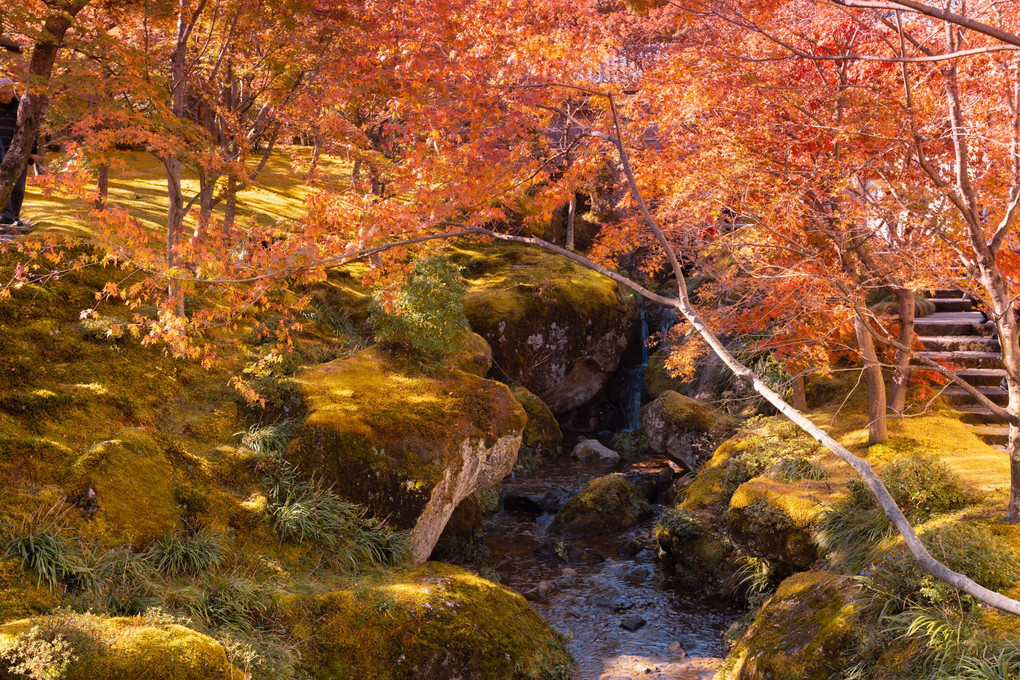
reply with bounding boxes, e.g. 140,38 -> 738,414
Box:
485,457 -> 740,680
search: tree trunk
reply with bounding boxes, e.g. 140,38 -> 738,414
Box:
792,373 -> 808,411
854,312 -> 888,444
351,158 -> 361,188
224,175 -> 237,233
164,155 -> 186,314
565,195 -> 576,250
889,287 -> 916,414
196,167 -> 214,239
0,5 -> 86,207
95,162 -> 109,209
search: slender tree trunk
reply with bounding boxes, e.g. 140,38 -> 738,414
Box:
889,288 -> 916,414
351,158 -> 361,188
223,174 -> 237,241
196,167 -> 214,239
565,195 -> 576,250
854,313 -> 888,444
95,162 -> 109,209
164,155 -> 186,314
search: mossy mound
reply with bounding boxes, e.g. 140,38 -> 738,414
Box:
549,474 -> 651,538
452,243 -> 636,413
0,559 -> 59,624
721,571 -> 858,680
640,390 -> 718,469
288,347 -> 526,561
452,332 -> 494,377
726,479 -> 828,570
643,348 -> 686,400
69,430 -> 179,547
511,386 -> 563,457
0,612 -> 240,680
293,562 -> 571,679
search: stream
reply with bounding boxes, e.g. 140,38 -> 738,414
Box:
485,455 -> 740,680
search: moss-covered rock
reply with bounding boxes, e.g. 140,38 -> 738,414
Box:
452,332 -> 494,377
0,612 -> 240,680
655,439 -> 739,591
640,390 -> 717,469
453,244 -> 637,413
69,430 -> 179,547
288,347 -> 526,562
0,559 -> 59,624
726,479 -> 823,570
549,474 -> 651,538
292,562 -> 571,679
720,571 -> 858,680
643,348 -> 686,400
511,386 -> 563,457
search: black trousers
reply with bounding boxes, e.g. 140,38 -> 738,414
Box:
1,165 -> 27,221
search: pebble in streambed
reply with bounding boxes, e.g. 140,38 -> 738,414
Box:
484,455 -> 739,680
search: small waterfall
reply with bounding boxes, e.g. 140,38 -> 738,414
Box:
659,307 -> 678,342
621,309 -> 650,432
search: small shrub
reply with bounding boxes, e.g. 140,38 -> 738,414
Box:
0,611 -> 105,680
148,531 -> 225,576
860,523 -> 1020,615
369,256 -> 469,360
882,454 -> 974,522
722,418 -> 819,493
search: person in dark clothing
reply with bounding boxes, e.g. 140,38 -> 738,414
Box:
0,77 -> 40,227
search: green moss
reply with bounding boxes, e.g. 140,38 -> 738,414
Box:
70,430 -> 179,547
291,563 -> 571,679
511,387 -> 562,456
450,243 -> 636,411
0,559 -> 59,623
288,347 -> 526,527
451,332 -> 493,377
721,571 -> 858,680
549,474 -> 650,538
655,390 -> 716,432
643,348 -> 685,400
0,611 -> 240,679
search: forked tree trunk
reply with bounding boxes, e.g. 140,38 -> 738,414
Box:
854,313 -> 888,444
889,287 -> 916,414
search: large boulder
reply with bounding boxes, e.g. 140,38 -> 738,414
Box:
726,479 -> 823,571
511,386 -> 563,457
549,474 -> 651,538
0,612 -> 240,680
291,563 -> 571,679
721,571 -> 858,680
453,244 -> 637,413
288,347 -> 526,563
640,390 -> 717,469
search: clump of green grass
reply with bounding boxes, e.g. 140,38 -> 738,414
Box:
263,460 -> 409,570
3,506 -> 93,591
237,420 -> 294,456
882,453 -> 974,522
147,531 -> 225,576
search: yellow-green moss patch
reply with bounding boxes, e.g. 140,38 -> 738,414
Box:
291,562 -> 571,679
288,347 -> 526,528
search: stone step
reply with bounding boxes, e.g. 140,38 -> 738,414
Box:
918,336 -> 1000,353
914,312 -> 991,337
929,298 -> 974,313
956,405 -> 1004,425
954,368 -> 1008,387
993,444 -> 1008,453
930,289 -> 965,298
944,386 -> 1009,406
914,351 -> 1003,369
908,367 -> 1005,386
972,424 -> 1010,446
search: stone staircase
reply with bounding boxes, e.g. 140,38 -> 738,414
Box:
912,291 -> 1009,449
